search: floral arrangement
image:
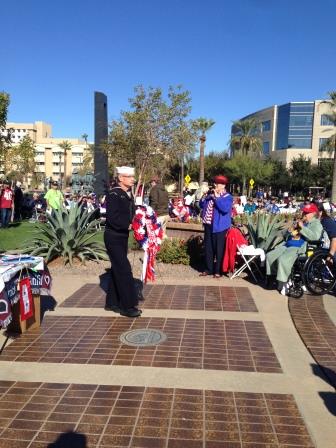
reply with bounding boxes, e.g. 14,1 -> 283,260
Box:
132,205 -> 163,283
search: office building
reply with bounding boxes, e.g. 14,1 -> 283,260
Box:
231,100 -> 335,166
1,121 -> 92,188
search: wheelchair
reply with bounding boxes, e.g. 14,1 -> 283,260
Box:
304,249 -> 336,295
287,239 -> 326,298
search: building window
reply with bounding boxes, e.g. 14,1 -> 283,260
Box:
318,158 -> 333,166
319,138 -> 330,150
53,162 -> 60,166
263,141 -> 270,155
262,120 -> 271,132
321,114 -> 334,126
36,162 -> 44,166
288,138 -> 312,148
276,102 -> 314,150
72,152 -> 83,156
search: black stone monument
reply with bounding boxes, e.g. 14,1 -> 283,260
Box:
94,91 -> 109,195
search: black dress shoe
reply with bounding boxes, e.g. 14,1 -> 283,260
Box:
104,305 -> 121,313
120,307 -> 141,318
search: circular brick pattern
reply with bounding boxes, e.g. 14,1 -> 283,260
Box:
120,328 -> 167,347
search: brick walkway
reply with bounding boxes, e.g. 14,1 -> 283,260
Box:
289,295 -> 336,388
1,277 -> 336,447
1,316 -> 281,372
0,381 -> 314,448
60,284 -> 258,312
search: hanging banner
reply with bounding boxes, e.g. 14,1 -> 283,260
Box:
29,268 -> 52,295
19,278 -> 34,321
0,290 -> 12,328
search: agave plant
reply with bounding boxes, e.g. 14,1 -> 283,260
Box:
246,213 -> 286,253
24,205 -> 108,265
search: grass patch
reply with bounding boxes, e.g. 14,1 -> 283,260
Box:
0,221 -> 38,252
0,222 -> 138,253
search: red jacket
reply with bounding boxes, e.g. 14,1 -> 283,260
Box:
223,227 -> 248,273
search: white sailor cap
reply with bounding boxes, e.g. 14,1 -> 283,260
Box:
116,166 -> 135,176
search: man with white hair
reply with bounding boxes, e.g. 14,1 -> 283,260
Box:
104,166 -> 141,318
14,181 -> 23,221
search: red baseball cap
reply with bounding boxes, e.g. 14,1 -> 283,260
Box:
213,175 -> 229,185
302,203 -> 319,214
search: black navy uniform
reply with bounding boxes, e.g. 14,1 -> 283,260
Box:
104,186 -> 138,311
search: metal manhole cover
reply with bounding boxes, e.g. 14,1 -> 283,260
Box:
119,329 -> 167,347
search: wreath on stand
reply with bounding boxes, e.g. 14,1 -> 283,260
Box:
132,205 -> 163,283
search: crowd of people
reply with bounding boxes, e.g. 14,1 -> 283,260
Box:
0,179 -> 108,227
2,171 -> 336,316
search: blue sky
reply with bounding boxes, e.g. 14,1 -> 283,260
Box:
1,0 -> 335,153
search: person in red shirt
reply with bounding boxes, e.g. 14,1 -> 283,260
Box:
0,180 -> 14,228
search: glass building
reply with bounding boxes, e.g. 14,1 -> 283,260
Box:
276,102 -> 314,150
231,99 -> 335,166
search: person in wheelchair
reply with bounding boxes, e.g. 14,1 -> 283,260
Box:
30,192 -> 47,221
266,203 -> 323,295
318,203 -> 336,262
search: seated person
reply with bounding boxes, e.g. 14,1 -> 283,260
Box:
266,197 -> 280,214
243,198 -> 256,215
172,197 -> 190,223
318,203 -> 336,262
31,192 -> 46,212
266,203 -> 323,295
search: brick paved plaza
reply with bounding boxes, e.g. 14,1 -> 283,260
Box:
0,275 -> 335,447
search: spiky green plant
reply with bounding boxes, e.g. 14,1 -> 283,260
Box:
246,213 -> 286,253
24,205 -> 108,265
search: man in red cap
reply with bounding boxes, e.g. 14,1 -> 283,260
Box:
199,175 -> 233,278
266,202 -> 323,295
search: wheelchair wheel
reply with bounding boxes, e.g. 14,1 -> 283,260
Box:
304,251 -> 336,295
288,286 -> 304,299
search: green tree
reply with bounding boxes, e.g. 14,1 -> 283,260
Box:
230,118 -> 262,156
226,153 -> 273,194
12,136 -> 36,185
193,117 -> 215,184
289,155 -> 313,193
0,91 -> 12,171
268,160 -> 291,193
320,91 -> 336,201
79,144 -> 94,176
106,85 -> 197,194
59,140 -> 72,187
311,159 -> 333,191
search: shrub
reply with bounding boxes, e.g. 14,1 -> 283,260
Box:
25,205 -> 108,265
157,238 -> 190,265
246,213 -> 286,253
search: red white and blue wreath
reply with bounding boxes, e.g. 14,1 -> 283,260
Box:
132,205 -> 163,283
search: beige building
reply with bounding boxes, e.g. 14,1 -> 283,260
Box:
1,121 -> 92,188
231,100 -> 335,167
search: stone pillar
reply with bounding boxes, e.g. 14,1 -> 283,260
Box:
94,91 -> 109,195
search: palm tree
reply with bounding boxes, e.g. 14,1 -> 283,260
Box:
321,92 -> 336,202
230,118 -> 262,156
194,117 -> 215,184
81,133 -> 88,146
59,140 -> 72,188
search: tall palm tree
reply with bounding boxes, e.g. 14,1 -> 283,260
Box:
230,118 -> 262,156
59,140 -> 72,188
194,117 -> 215,184
81,133 -> 88,146
321,92 -> 336,202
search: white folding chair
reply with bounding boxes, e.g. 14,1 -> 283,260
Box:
230,245 -> 265,282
